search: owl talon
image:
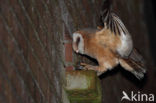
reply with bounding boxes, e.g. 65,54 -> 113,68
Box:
80,63 -> 88,66
75,63 -> 88,70
80,63 -> 97,71
83,67 -> 88,70
80,63 -> 89,70
83,65 -> 91,70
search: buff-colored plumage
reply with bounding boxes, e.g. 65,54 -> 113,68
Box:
72,0 -> 146,79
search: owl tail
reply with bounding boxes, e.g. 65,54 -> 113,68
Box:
119,49 -> 146,79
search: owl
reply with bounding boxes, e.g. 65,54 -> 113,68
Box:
72,0 -> 146,79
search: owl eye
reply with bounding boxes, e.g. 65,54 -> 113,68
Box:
76,37 -> 80,46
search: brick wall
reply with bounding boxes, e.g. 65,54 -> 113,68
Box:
0,0 -> 102,103
64,33 -> 74,71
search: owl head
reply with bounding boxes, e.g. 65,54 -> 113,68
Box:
72,32 -> 84,54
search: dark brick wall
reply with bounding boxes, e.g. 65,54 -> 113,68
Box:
0,0 -> 102,103
0,0 -> 66,103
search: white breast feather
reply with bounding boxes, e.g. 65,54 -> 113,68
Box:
117,31 -> 133,57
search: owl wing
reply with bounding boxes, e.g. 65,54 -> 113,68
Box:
100,0 -> 130,36
100,0 -> 133,57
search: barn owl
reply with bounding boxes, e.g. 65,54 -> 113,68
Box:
72,0 -> 146,79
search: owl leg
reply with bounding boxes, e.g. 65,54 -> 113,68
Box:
80,63 -> 107,76
96,66 -> 108,76
96,56 -> 119,76
80,63 -> 98,70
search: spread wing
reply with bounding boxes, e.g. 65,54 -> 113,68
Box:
99,0 -> 133,57
100,0 -> 130,36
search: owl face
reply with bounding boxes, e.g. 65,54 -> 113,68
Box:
72,32 -> 84,54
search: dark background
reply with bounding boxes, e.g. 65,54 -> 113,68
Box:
145,0 -> 156,64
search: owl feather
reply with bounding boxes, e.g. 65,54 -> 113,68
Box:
72,0 -> 146,80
